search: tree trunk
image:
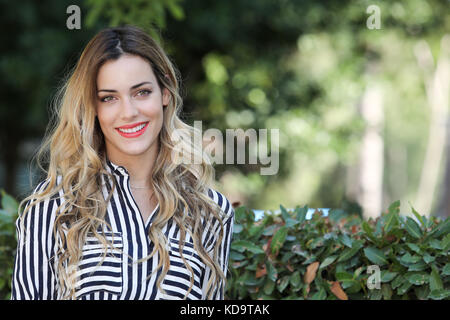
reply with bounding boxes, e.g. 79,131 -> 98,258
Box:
358,85 -> 384,220
436,130 -> 450,219
414,35 -> 450,216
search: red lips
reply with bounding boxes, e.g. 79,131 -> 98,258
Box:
115,121 -> 149,138
116,121 -> 148,129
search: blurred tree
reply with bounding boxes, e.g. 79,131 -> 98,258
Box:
0,0 -> 96,197
0,0 -> 180,198
84,0 -> 185,41
2,0 -> 449,218
413,35 -> 450,216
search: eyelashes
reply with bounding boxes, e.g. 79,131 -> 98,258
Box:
100,96 -> 114,103
136,89 -> 152,97
99,89 -> 153,103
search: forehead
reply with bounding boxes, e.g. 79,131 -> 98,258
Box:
97,54 -> 156,88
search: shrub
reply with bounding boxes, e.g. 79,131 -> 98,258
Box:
1,189 -> 448,300
225,201 -> 450,300
0,189 -> 19,300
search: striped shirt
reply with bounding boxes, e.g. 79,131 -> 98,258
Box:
11,159 -> 234,300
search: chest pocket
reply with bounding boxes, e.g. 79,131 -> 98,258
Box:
161,237 -> 206,300
74,231 -> 123,299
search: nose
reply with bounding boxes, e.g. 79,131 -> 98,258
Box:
120,96 -> 139,120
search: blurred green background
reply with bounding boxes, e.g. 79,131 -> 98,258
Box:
0,0 -> 449,220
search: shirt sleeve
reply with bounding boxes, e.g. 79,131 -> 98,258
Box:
11,179 -> 60,300
202,189 -> 235,300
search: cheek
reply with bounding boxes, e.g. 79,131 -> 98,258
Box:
96,108 -> 115,131
139,100 -> 164,119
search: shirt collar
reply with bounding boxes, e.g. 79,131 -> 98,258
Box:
105,158 -> 130,177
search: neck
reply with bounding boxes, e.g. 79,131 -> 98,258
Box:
107,142 -> 159,189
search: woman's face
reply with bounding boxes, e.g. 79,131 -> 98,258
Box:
96,54 -> 169,163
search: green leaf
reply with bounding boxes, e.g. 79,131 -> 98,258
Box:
280,252 -> 294,264
391,275 -> 405,289
442,234 -> 450,251
289,271 -> 301,289
271,226 -> 288,253
397,281 -> 412,295
414,286 -> 430,300
262,224 -> 278,236
380,271 -> 398,283
404,217 -> 423,239
0,190 -> 18,215
432,218 -> 450,238
244,274 -> 264,286
335,272 -> 357,287
166,0 -> 185,20
266,260 -> 278,282
335,271 -> 352,280
337,241 -> 363,262
406,272 -> 429,286
328,209 -> 346,222
353,266 -> 364,279
248,224 -> 265,238
263,278 -> 275,295
426,219 -> 450,240
231,260 -> 248,268
369,289 -> 382,300
388,200 -> 401,214
429,268 -> 443,291
384,210 -> 399,233
406,243 -> 421,254
407,261 -> 427,271
308,237 -> 325,249
319,255 -> 338,269
442,263 -> 450,276
302,255 -> 317,265
428,239 -> 442,250
231,240 -> 265,254
310,288 -> 327,300
400,252 -> 422,264
339,233 -> 353,248
409,202 -> 424,226
280,205 -> 290,222
428,289 -> 450,300
229,251 -> 246,261
278,276 -> 290,293
364,247 -> 388,266
423,253 -> 435,264
346,282 -> 362,294
285,218 -> 299,228
295,205 -> 308,224
233,224 -> 243,234
234,206 -> 247,221
362,220 -> 374,235
381,284 -> 392,300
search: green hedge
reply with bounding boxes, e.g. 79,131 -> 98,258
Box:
0,189 -> 18,300
1,189 -> 449,300
225,202 -> 449,300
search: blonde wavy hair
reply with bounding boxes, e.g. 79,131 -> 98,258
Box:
18,25 -> 226,299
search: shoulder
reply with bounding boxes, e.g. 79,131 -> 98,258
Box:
19,175 -> 65,222
206,188 -> 234,225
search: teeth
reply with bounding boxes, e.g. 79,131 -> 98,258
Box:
118,123 -> 146,133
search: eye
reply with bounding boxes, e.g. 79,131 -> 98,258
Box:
99,96 -> 115,103
136,89 -> 152,97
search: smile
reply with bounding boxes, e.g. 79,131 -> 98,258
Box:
116,122 -> 149,138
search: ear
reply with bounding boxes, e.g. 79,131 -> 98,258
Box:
162,88 -> 170,107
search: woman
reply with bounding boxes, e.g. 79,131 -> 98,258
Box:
11,25 -> 234,300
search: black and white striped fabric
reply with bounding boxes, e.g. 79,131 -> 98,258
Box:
11,159 -> 234,300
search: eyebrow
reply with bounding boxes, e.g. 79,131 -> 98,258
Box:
97,81 -> 153,93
